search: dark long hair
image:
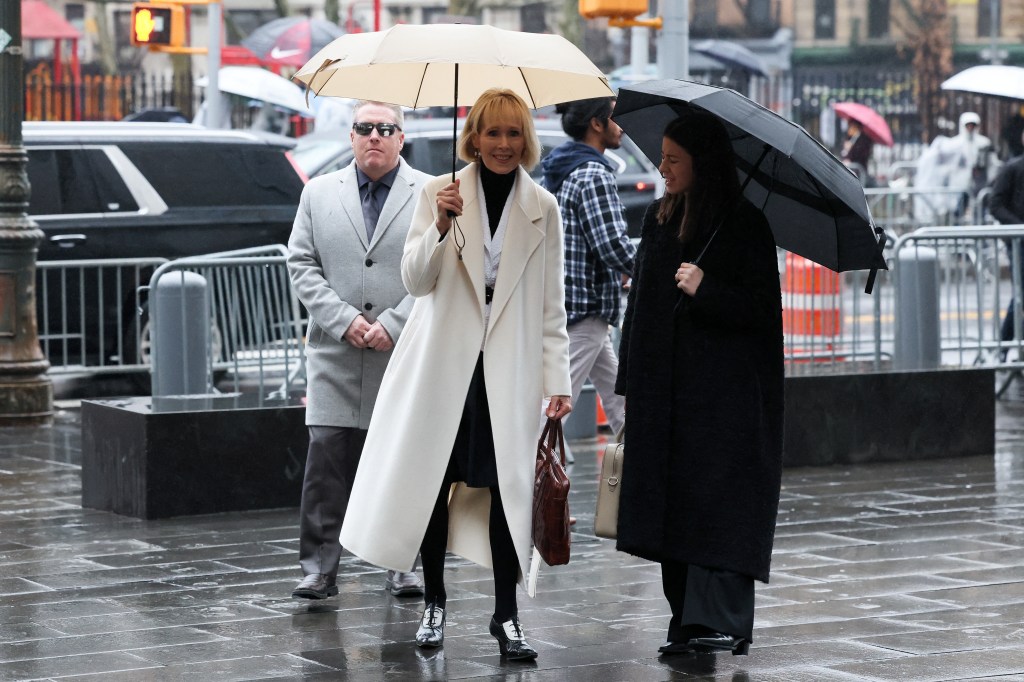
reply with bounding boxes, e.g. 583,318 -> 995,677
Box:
657,110 -> 742,245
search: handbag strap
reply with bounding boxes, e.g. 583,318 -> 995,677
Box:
539,417 -> 567,468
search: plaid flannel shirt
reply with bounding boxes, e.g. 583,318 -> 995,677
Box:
552,161 -> 636,326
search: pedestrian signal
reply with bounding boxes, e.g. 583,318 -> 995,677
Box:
130,3 -> 185,48
579,0 -> 648,19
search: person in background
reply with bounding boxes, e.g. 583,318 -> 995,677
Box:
992,131 -> 1024,352
615,110 -> 785,658
841,120 -> 874,185
339,88 -> 572,660
541,97 -> 635,444
287,100 -> 430,602
1000,104 -> 1024,161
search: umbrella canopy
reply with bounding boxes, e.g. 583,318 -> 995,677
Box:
834,102 -> 894,147
196,67 -> 308,112
614,79 -> 884,275
292,23 -> 613,109
241,17 -> 345,68
941,65 -> 1024,101
692,39 -> 769,78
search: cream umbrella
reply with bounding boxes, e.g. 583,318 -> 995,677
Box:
292,23 -> 614,178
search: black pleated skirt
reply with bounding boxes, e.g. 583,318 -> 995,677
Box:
446,353 -> 498,488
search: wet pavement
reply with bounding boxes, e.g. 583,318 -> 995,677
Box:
2,394 -> 1024,681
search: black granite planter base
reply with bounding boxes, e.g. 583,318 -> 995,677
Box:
783,368 -> 995,467
81,395 -> 308,519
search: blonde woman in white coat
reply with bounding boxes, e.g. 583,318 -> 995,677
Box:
340,89 -> 572,660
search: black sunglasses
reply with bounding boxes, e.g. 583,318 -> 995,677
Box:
353,122 -> 401,137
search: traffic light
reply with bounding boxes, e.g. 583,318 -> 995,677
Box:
579,0 -> 648,20
130,3 -> 186,48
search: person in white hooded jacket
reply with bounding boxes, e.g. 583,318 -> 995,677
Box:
914,112 -> 998,223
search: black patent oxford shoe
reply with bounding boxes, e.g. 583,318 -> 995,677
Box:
489,616 -> 538,661
291,574 -> 338,600
687,632 -> 750,656
415,603 -> 445,648
658,640 -> 694,655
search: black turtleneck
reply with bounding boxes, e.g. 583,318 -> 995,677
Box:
478,162 -> 516,236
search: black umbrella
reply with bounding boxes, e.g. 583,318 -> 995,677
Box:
692,40 -> 769,78
613,79 -> 886,285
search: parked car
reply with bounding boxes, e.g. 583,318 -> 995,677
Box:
25,121 -> 306,369
292,117 -> 663,238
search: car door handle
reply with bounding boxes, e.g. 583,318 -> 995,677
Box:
50,234 -> 87,248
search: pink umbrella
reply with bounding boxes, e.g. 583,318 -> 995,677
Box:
834,102 -> 894,147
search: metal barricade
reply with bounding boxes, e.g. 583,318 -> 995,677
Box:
863,186 -> 968,236
36,257 -> 169,374
891,225 -> 1024,396
148,245 -> 306,402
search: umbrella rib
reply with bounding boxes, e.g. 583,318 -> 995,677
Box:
517,67 -> 537,109
413,64 -> 429,109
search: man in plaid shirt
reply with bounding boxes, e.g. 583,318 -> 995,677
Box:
542,97 -> 636,441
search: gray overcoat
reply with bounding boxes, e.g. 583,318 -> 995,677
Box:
287,158 -> 431,428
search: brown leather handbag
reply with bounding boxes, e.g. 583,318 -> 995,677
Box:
532,418 -> 571,566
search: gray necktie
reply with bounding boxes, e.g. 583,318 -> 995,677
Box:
362,181 -> 382,242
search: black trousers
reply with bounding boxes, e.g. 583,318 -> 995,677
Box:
297,425 -> 367,579
661,561 -> 755,643
419,472 -> 519,622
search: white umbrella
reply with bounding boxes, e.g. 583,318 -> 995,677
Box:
292,23 -> 613,109
941,65 -> 1024,100
196,66 -> 309,112
292,23 -> 613,179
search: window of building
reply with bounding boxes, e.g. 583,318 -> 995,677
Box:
746,0 -> 772,29
815,0 -> 836,39
978,0 -> 1001,39
692,0 -> 716,33
868,0 -> 890,38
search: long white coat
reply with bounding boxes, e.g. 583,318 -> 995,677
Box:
340,163 -> 571,586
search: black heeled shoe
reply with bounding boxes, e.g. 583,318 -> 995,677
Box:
489,616 -> 538,661
415,603 -> 445,648
687,632 -> 749,656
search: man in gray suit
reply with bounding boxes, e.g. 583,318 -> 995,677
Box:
287,101 -> 430,600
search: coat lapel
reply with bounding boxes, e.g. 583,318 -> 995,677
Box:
455,164 -> 487,309
488,166 -> 545,326
338,163 -> 369,251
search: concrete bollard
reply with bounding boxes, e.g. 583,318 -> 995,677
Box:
895,246 -> 940,371
152,271 -> 210,396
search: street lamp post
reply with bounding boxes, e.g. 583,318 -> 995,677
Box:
0,2 -> 53,425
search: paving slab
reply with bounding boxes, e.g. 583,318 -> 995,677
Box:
0,399 -> 1023,680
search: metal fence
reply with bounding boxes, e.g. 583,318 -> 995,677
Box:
36,257 -> 168,375
783,224 -> 1024,397
147,245 -> 306,401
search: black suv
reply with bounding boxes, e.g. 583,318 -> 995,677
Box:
25,122 -> 305,368
292,118 -> 662,238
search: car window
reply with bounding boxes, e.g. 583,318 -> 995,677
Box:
292,137 -> 351,176
27,148 -> 139,215
123,144 -> 303,207
608,144 -> 649,175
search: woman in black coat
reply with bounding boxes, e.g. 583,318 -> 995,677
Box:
615,111 -> 784,657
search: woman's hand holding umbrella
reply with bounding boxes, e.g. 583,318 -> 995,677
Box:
434,179 -> 463,236
676,262 -> 704,296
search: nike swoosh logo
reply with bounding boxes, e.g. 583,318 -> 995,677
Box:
270,47 -> 303,59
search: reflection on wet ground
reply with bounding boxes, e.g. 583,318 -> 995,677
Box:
1,399 -> 1024,680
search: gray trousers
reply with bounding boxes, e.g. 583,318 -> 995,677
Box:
298,425 -> 367,579
566,316 -> 626,435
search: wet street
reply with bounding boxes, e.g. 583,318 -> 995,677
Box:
2,398 -> 1024,681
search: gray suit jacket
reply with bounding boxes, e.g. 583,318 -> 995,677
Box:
288,157 -> 431,428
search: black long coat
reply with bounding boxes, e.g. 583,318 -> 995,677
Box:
614,198 -> 784,582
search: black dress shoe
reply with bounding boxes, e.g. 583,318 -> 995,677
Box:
489,616 -> 538,661
657,640 -> 694,655
687,632 -> 750,656
415,603 -> 445,648
291,574 -> 338,600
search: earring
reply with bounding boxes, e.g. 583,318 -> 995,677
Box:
474,149 -> 480,158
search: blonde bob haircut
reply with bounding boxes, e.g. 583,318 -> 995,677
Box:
457,88 -> 541,171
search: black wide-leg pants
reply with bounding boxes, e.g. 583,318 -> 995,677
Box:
661,561 -> 755,643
